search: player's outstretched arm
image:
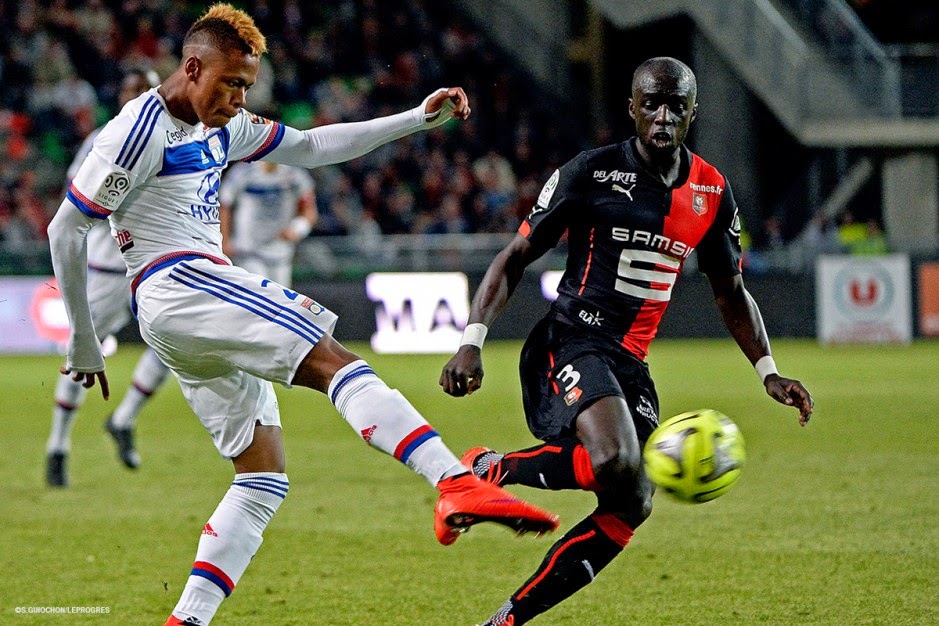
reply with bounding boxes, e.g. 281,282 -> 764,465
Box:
47,199 -> 110,400
708,273 -> 813,426
264,88 -> 471,170
440,234 -> 543,397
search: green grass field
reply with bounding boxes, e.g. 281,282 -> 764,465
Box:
1,339 -> 937,625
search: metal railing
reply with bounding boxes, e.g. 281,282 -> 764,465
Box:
0,235 -> 568,279
293,232 -> 566,279
777,0 -> 902,116
589,0 -> 939,144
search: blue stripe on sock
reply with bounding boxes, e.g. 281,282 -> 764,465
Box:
232,481 -> 288,499
232,478 -> 289,497
234,475 -> 290,488
398,430 -> 440,465
329,365 -> 376,405
190,568 -> 233,597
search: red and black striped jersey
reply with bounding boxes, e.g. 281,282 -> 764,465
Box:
519,138 -> 742,360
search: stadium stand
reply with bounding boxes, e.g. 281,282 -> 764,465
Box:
0,0 -> 936,277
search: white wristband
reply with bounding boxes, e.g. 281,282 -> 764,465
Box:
460,323 -> 488,349
288,216 -> 313,240
755,355 -> 778,383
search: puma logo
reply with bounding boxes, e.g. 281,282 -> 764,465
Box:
612,183 -> 634,200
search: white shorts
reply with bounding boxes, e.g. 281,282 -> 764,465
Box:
134,259 -> 338,458
88,268 -> 133,337
236,254 -> 293,289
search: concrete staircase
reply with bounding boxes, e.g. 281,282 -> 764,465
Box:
590,0 -> 939,147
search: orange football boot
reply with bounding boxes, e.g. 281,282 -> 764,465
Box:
434,473 -> 558,545
460,446 -> 504,483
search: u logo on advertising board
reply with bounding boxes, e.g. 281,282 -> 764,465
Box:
833,262 -> 894,320
816,254 -> 911,344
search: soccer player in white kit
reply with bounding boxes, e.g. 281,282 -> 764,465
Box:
219,160 -> 317,287
46,5 -> 558,625
45,68 -> 171,487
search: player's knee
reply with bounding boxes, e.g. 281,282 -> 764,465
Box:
591,442 -> 642,487
234,455 -> 286,474
233,425 -> 286,474
634,489 -> 653,525
292,336 -> 361,392
612,500 -> 652,530
599,482 -> 653,529
626,480 -> 654,527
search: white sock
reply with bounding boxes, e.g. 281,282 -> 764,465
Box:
110,349 -> 169,429
328,360 -> 465,486
170,473 -> 288,625
46,374 -> 88,454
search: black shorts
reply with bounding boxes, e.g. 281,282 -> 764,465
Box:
519,314 -> 660,442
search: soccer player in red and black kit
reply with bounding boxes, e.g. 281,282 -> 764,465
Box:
440,57 -> 814,625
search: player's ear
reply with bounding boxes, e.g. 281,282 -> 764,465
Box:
691,102 -> 698,123
627,98 -> 637,120
184,56 -> 201,81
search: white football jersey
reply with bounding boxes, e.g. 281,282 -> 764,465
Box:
67,128 -> 126,271
67,88 -> 290,277
53,85 -> 454,373
220,161 -> 314,264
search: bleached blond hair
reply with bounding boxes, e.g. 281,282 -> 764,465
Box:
184,3 -> 267,57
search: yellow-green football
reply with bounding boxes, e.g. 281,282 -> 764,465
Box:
643,409 -> 745,503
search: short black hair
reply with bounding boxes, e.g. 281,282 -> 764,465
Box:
632,57 -> 697,101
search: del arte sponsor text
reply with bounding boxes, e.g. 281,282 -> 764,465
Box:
593,170 -> 637,184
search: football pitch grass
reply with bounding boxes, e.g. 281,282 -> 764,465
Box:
1,339 -> 936,625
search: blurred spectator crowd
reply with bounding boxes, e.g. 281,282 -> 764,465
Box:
741,208 -> 889,275
0,0 -> 582,250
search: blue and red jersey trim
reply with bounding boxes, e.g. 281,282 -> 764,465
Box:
66,184 -> 111,219
242,122 -> 285,162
